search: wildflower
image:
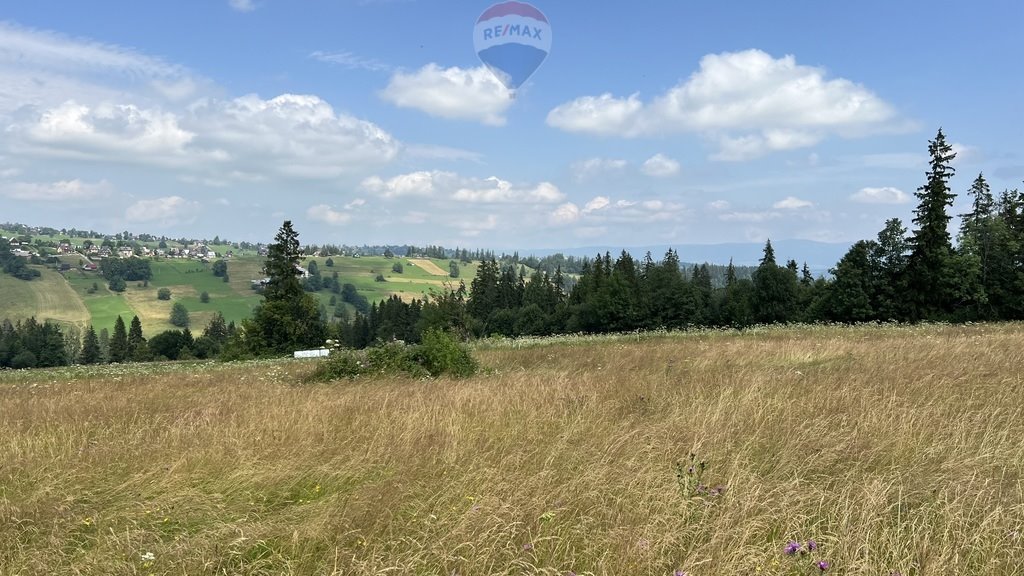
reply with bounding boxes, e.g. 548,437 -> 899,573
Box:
522,543 -> 534,551
807,539 -> 818,552
816,560 -> 830,571
674,570 -> 688,576
140,552 -> 155,561
784,540 -> 802,555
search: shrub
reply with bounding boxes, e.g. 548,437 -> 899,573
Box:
414,329 -> 478,377
200,291 -> 210,304
157,287 -> 172,300
306,331 -> 477,382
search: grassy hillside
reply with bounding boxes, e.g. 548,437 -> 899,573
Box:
2,324 -> 1023,574
0,255 -> 483,336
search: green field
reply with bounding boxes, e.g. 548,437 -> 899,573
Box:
0,255 -> 486,337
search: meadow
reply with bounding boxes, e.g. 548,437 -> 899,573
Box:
1,255 -> 467,337
2,323 -> 1023,575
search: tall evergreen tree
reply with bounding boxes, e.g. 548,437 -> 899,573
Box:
109,316 -> 128,363
79,326 -> 101,365
906,128 -> 958,319
752,240 -> 797,324
127,315 -> 148,361
246,221 -> 325,354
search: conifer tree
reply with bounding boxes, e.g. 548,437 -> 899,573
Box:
109,316 -> 128,363
906,128 -> 958,319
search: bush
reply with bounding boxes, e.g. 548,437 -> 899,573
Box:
200,291 -> 210,304
415,329 -> 478,377
11,350 -> 38,370
108,277 -> 126,292
306,331 -> 477,382
157,287 -> 172,300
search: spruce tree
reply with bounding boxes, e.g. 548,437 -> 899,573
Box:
247,221 -> 325,354
109,316 -> 128,363
127,315 -> 148,361
906,128 -> 958,319
79,326 -> 101,365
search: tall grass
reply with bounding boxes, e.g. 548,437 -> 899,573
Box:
2,324 -> 1023,575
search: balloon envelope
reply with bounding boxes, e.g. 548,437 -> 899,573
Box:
473,1 -> 551,90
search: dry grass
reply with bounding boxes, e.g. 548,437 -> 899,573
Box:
2,324 -> 1023,575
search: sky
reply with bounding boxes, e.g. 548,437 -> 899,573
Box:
0,0 -> 1021,251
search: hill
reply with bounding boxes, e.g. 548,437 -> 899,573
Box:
0,253 -> 476,337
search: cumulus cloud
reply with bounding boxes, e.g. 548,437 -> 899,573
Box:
583,196 -> 610,213
11,94 -> 400,178
707,200 -> 730,211
361,171 -> 450,198
380,64 -> 512,125
548,49 -> 899,159
850,186 -> 910,204
1,178 -> 112,201
188,94 -> 399,178
307,204 -> 353,225
125,196 -> 199,225
362,171 -> 563,204
14,100 -> 197,163
549,203 -> 580,225
772,196 -> 813,210
453,177 -> 563,204
641,153 -> 680,177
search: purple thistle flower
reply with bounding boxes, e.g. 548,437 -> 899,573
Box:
673,570 -> 688,576
784,540 -> 802,555
817,560 -> 830,572
807,539 -> 818,552
522,543 -> 533,551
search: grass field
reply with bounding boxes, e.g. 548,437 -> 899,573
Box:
0,268 -> 90,329
1,255 -> 466,336
2,324 -> 1023,575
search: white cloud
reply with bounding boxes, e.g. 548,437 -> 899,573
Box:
453,177 -> 563,204
188,94 -> 399,178
361,171 -> 448,199
344,198 -> 366,210
380,64 -> 512,125
773,196 -> 813,210
571,157 -> 627,181
15,100 -> 197,163
707,200 -> 730,211
125,196 -> 199,225
228,0 -> 256,12
11,94 -> 400,178
583,196 -> 610,213
307,204 -> 352,226
549,203 -> 580,225
548,49 -> 899,159
1,178 -> 112,201
850,186 -> 910,204
309,50 -> 391,72
641,153 -> 680,177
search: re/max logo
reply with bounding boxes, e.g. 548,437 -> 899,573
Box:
482,24 -> 543,41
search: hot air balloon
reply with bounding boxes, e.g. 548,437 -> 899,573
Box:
473,1 -> 551,93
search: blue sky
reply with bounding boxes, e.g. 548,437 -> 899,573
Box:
0,0 -> 1021,250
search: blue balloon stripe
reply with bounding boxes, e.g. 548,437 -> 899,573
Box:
478,44 -> 548,90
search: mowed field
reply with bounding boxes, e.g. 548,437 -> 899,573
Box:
2,324 -> 1024,575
